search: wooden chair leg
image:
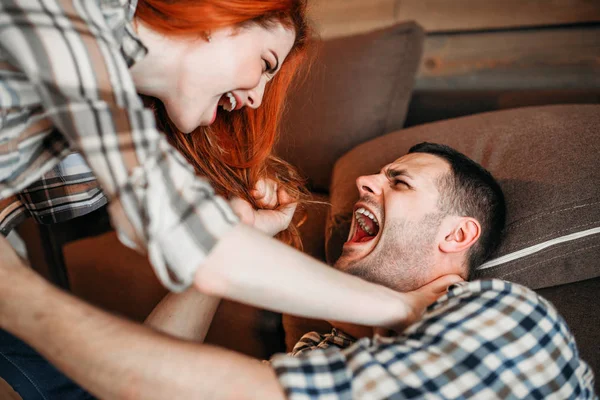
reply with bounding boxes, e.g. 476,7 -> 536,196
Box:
38,224 -> 70,290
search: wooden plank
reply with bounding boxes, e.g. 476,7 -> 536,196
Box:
416,26 -> 600,91
308,0 -> 600,38
308,0 -> 397,39
394,0 -> 600,33
405,89 -> 600,127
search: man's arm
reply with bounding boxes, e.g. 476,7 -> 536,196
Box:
0,238 -> 284,400
144,289 -> 220,342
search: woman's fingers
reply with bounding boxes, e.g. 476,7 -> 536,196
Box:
420,274 -> 464,295
229,197 -> 255,226
253,201 -> 298,236
277,186 -> 294,206
252,179 -> 278,209
235,176 -> 298,235
275,201 -> 298,227
230,195 -> 297,236
412,274 -> 464,306
387,274 -> 464,334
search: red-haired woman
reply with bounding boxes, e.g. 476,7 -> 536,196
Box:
0,1 -> 418,398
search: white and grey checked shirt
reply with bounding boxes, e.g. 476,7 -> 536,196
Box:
0,0 -> 238,291
271,280 -> 597,399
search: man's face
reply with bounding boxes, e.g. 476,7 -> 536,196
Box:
334,153 -> 450,292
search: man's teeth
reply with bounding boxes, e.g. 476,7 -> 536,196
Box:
355,207 -> 379,235
224,92 -> 237,112
355,207 -> 379,225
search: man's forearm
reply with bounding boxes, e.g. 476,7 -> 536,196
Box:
197,224 -> 410,329
144,288 -> 220,342
0,264 -> 283,400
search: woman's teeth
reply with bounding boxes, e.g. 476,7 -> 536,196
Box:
355,207 -> 379,235
223,92 -> 237,112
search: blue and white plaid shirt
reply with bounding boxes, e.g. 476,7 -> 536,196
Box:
271,280 -> 597,399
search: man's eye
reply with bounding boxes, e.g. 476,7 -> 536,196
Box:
393,179 -> 408,187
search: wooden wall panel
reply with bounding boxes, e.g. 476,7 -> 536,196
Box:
308,0 -> 600,38
416,26 -> 600,90
394,0 -> 600,33
405,89 -> 600,127
308,0 -> 397,38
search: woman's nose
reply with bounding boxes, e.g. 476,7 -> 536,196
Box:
245,78 -> 267,109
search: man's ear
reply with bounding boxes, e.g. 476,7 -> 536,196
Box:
439,217 -> 481,254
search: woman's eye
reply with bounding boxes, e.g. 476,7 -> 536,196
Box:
263,59 -> 273,73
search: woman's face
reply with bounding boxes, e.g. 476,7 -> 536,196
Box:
165,23 -> 296,133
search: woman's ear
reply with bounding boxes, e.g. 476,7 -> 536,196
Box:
439,217 -> 481,254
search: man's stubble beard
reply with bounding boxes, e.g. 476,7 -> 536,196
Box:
335,212 -> 444,292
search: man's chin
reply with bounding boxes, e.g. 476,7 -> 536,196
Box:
333,255 -> 351,272
333,251 -> 363,273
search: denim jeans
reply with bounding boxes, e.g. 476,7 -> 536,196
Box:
0,329 -> 94,400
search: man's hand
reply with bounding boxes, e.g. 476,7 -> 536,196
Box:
0,235 -> 28,273
0,235 -> 38,329
229,179 -> 297,237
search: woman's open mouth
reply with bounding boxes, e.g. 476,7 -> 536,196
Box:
218,92 -> 239,112
348,206 -> 380,244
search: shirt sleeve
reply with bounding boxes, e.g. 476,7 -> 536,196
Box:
269,280 -> 597,399
0,0 -> 239,291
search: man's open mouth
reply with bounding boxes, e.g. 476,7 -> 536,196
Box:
348,206 -> 380,243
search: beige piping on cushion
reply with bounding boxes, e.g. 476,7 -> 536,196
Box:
477,226 -> 600,270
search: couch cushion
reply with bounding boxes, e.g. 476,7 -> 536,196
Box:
326,104 -> 600,289
277,22 -> 424,192
536,277 -> 600,394
298,193 -> 331,261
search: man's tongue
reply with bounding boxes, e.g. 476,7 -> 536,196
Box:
351,218 -> 378,243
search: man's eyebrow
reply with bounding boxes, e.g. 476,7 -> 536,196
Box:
270,50 -> 280,73
384,167 -> 414,180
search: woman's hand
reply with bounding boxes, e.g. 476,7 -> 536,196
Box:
251,178 -> 280,210
381,275 -> 464,335
229,179 -> 298,236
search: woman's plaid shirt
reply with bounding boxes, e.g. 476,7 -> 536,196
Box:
271,280 -> 597,399
0,0 -> 238,291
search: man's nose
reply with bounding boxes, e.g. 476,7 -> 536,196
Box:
356,174 -> 383,196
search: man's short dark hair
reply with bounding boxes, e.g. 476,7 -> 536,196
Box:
408,142 -> 506,274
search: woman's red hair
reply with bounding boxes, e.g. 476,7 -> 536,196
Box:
136,0 -> 312,248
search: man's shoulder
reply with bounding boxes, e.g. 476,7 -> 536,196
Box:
413,279 -> 566,337
392,278 -> 584,378
274,279 -> 596,399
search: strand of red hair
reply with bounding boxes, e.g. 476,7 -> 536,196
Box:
136,0 -> 313,249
